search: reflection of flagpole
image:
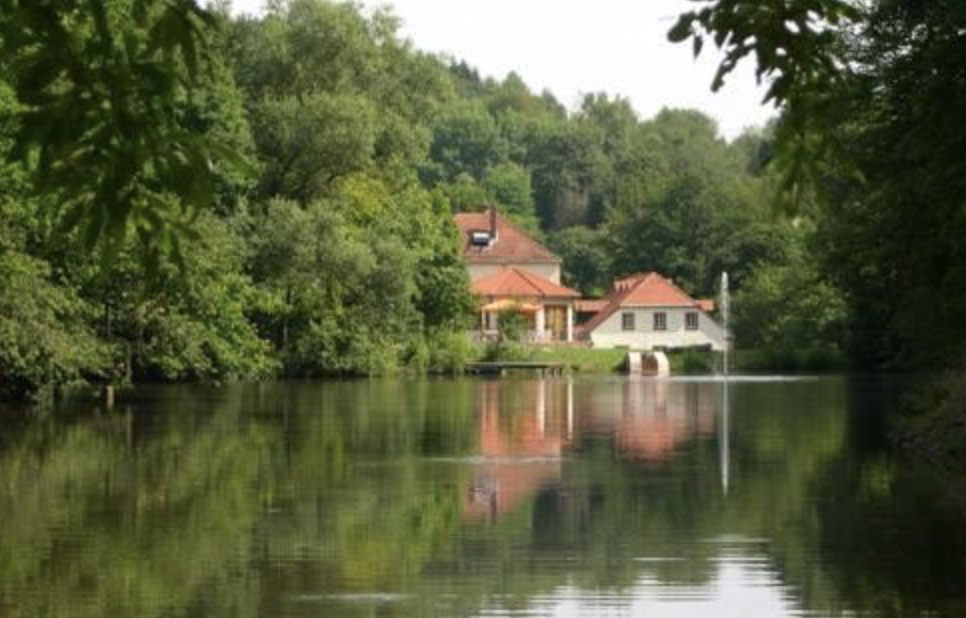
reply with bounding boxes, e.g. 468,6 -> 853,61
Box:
566,378 -> 574,440
537,379 -> 546,437
721,379 -> 730,496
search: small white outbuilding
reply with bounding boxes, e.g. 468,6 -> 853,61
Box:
581,273 -> 725,352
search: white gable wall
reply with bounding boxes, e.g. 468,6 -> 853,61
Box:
589,306 -> 725,351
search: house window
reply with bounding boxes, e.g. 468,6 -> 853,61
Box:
685,312 -> 699,330
621,312 -> 636,331
653,312 -> 667,331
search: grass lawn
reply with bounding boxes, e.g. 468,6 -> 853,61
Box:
483,343 -> 845,376
529,347 -> 628,373
483,343 -> 722,375
532,346 -> 720,375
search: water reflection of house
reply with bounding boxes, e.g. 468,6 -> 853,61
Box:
464,380 -> 719,523
580,381 -> 717,462
464,380 -> 574,523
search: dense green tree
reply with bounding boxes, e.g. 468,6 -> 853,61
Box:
71,213 -> 275,383
438,173 -> 491,212
231,0 -> 444,198
603,110 -> 789,296
548,226 -> 610,297
246,199 -> 401,374
526,118 -> 605,230
425,100 -> 507,184
3,0 -> 899,397
0,0 -> 243,263
671,0 -> 966,372
183,11 -> 260,215
0,252 -> 108,398
219,0 -> 473,376
818,0 -> 966,370
573,94 -> 639,224
481,162 -> 540,233
243,178 -> 471,376
733,238 -> 849,369
0,77 -> 108,396
252,92 -> 379,201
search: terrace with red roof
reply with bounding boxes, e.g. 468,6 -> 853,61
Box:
455,207 -> 578,342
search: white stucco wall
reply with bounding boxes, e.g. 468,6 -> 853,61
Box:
589,306 -> 725,351
468,262 -> 562,284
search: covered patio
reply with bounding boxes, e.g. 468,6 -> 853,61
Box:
471,268 -> 579,343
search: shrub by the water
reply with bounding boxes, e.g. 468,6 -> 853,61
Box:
668,349 -> 714,374
427,330 -> 480,373
483,341 -> 533,363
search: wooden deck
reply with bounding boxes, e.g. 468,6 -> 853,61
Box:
466,361 -> 566,376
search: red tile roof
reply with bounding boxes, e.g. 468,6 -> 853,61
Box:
454,208 -> 560,264
581,272 -> 710,334
577,300 -> 609,313
617,273 -> 699,307
473,267 -> 579,300
696,299 -> 715,313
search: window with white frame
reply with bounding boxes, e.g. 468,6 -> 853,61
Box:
653,312 -> 667,331
685,312 -> 699,330
621,312 -> 635,331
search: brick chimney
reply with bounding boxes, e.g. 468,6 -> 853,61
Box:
488,205 -> 498,241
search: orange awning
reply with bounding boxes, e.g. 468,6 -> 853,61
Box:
481,299 -> 540,313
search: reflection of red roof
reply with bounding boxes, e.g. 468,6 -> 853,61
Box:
455,209 -> 559,264
579,382 -> 718,462
582,272 -> 708,334
464,382 -> 570,523
464,463 -> 560,522
473,267 -> 579,299
616,416 -> 682,461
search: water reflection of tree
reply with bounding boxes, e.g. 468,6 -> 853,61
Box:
423,378 -> 857,616
2,378 -> 965,618
797,381 -> 966,618
0,386 -> 271,618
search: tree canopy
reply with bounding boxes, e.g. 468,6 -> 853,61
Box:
670,0 -> 966,370
16,0 -> 964,395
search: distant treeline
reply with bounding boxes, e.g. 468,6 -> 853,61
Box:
4,0 -> 955,398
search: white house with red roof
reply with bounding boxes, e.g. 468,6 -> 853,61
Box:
580,273 -> 725,351
454,207 -> 579,342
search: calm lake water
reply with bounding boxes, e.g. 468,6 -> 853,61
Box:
1,376 -> 965,618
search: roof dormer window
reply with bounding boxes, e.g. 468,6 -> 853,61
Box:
471,231 -> 492,247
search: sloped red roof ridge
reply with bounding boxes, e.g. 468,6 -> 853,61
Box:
619,272 -> 699,307
579,272 -> 711,334
578,285 -> 635,335
473,267 -> 580,299
577,299 -> 609,313
454,210 -> 560,263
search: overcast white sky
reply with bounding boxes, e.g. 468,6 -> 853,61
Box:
228,0 -> 775,139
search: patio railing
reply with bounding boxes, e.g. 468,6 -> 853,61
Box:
467,329 -> 554,344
